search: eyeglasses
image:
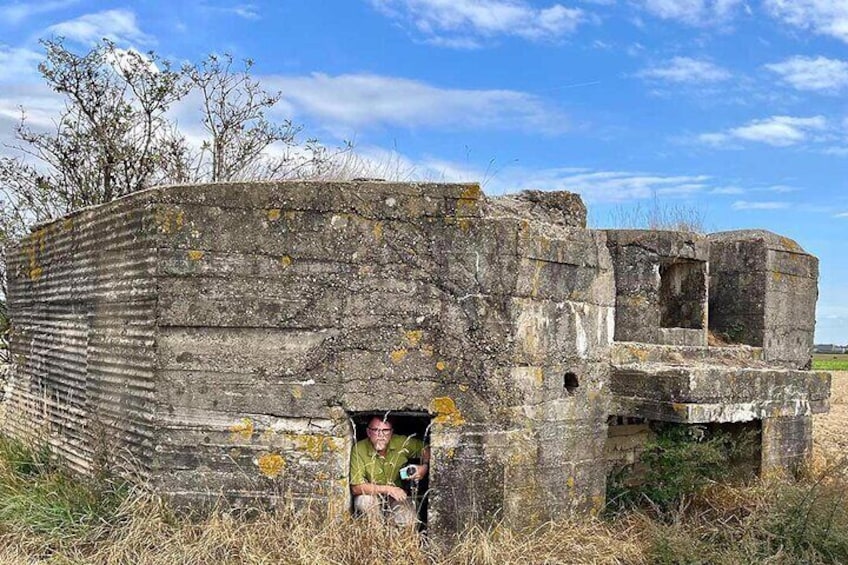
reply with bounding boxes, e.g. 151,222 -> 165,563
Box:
367,427 -> 393,436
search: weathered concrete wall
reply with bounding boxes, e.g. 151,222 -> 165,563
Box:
709,230 -> 818,369
604,230 -> 708,346
1,181 -> 613,535
5,195 -> 158,474
761,415 -> 813,475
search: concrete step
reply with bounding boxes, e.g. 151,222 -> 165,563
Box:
611,341 -> 766,368
610,361 -> 830,423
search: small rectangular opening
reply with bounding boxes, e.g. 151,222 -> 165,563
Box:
348,411 -> 433,529
660,260 -> 706,329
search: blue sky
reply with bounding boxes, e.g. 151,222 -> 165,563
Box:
0,0 -> 846,343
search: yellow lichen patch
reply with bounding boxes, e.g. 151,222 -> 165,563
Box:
156,208 -> 186,234
372,222 -> 384,241
454,185 -> 482,230
458,384 -> 469,392
291,435 -> 339,460
671,403 -> 688,416
280,255 -> 293,268
431,396 -> 466,426
420,344 -> 434,357
29,267 -> 43,281
187,250 -> 204,261
266,208 -> 282,222
566,476 -> 575,489
459,184 -> 482,203
291,385 -> 303,399
229,418 -> 254,441
257,453 -> 286,478
533,367 -> 544,386
404,330 -> 423,347
435,360 -> 447,372
390,348 -> 408,364
62,218 -> 74,231
446,447 -> 456,459
590,495 -> 605,515
626,345 -> 650,363
530,260 -> 544,298
779,236 -> 801,252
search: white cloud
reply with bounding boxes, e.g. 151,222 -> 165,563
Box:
764,0 -> 848,44
268,73 -> 568,133
370,0 -> 585,46
637,57 -> 731,83
482,168 -> 714,201
0,47 -> 42,83
0,0 -> 77,25
835,211 -> 848,217
731,200 -> 790,210
230,4 -> 260,19
765,56 -> 848,92
636,0 -> 743,25
699,115 -> 828,147
46,9 -> 151,45
711,186 -> 745,194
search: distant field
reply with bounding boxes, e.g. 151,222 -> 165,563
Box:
813,353 -> 848,371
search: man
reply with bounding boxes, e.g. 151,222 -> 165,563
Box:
349,415 -> 430,527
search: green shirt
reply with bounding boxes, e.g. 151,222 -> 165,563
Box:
349,435 -> 425,487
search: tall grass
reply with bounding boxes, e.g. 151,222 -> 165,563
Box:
2,433 -> 848,564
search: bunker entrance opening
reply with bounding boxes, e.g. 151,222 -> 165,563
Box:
660,260 -> 706,329
349,411 -> 433,529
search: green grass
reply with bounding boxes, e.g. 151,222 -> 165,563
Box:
814,354 -> 848,371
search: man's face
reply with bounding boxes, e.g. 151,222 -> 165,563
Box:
367,418 -> 393,452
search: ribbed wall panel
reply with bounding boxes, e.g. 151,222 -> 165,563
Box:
5,195 -> 158,476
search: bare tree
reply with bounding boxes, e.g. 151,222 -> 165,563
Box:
183,54 -> 300,182
12,38 -> 187,211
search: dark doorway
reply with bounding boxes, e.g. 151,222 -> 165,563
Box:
348,411 -> 433,529
660,260 -> 706,329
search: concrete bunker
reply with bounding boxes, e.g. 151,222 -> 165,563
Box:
2,180 -> 830,539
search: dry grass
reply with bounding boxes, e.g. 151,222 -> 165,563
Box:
814,371 -> 848,457
0,490 -> 644,565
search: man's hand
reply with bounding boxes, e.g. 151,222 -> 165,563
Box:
384,485 -> 407,501
411,463 -> 429,481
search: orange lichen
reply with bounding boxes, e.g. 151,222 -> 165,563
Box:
257,453 -> 286,478
291,435 -> 339,460
404,330 -> 423,347
627,345 -> 650,363
431,396 -> 466,426
390,348 -> 408,364
187,250 -> 204,261
435,360 -> 447,372
267,208 -> 282,221
229,418 -> 254,441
